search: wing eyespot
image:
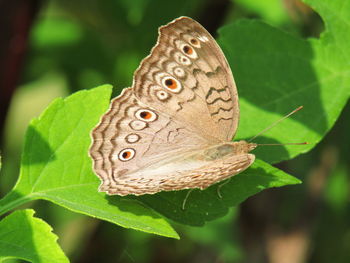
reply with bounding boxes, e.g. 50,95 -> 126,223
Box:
162,76 -> 182,93
135,109 -> 157,122
156,90 -> 170,101
181,44 -> 198,59
129,120 -> 147,130
119,148 -> 135,161
173,67 -> 186,78
174,52 -> 192,66
125,133 -> 140,143
189,38 -> 201,48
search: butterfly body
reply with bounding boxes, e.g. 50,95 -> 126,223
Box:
89,17 -> 257,196
97,141 -> 256,196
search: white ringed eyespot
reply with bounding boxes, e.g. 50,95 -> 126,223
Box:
175,52 -> 192,66
162,76 -> 182,93
118,148 -> 135,161
173,67 -> 186,78
135,109 -> 157,122
181,44 -> 198,59
129,120 -> 147,130
125,133 -> 140,143
156,90 -> 170,101
189,37 -> 201,48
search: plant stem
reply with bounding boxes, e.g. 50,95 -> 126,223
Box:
0,190 -> 33,216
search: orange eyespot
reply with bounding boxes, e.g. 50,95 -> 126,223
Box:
122,151 -> 131,159
135,109 -> 157,122
119,148 -> 135,161
183,45 -> 193,55
162,76 -> 182,93
165,78 -> 177,89
140,111 -> 152,119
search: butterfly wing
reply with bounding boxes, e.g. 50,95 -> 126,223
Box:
89,87 -> 254,195
89,17 -> 252,196
133,16 -> 239,142
89,87 -> 213,194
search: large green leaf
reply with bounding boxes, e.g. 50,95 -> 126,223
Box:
0,0 -> 348,238
0,86 -> 179,239
218,0 -> 350,164
0,82 -> 298,238
0,209 -> 68,263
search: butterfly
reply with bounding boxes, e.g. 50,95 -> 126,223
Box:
89,17 -> 257,196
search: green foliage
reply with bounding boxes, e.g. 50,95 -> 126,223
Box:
0,85 -> 178,239
234,0 -> 289,24
0,0 -> 349,261
0,83 -> 299,238
219,0 -> 350,164
0,209 -> 68,263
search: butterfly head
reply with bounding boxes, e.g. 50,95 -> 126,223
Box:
230,140 -> 257,154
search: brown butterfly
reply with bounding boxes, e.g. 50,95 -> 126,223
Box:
89,17 -> 256,196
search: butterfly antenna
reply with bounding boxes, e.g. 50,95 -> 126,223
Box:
257,142 -> 309,146
248,106 -> 303,142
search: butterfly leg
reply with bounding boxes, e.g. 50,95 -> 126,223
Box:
182,189 -> 194,210
217,178 -> 231,199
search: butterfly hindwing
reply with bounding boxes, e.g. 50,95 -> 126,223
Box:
89,88 -> 213,194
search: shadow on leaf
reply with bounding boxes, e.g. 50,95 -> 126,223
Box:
219,20 -> 325,137
136,162 -> 299,226
21,125 -> 55,165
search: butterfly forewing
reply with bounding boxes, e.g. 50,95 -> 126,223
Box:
133,17 -> 239,142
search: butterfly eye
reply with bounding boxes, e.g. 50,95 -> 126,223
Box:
162,77 -> 182,93
135,109 -> 157,122
181,44 -> 198,59
119,148 -> 135,161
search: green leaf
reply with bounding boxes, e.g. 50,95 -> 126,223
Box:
0,83 -> 298,237
218,0 -> 350,164
2,0 -> 348,238
0,209 -> 68,263
234,0 -> 289,25
0,85 -> 179,239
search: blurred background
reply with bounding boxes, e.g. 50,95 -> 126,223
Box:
0,0 -> 349,262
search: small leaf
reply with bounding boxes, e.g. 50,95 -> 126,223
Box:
0,209 -> 68,263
